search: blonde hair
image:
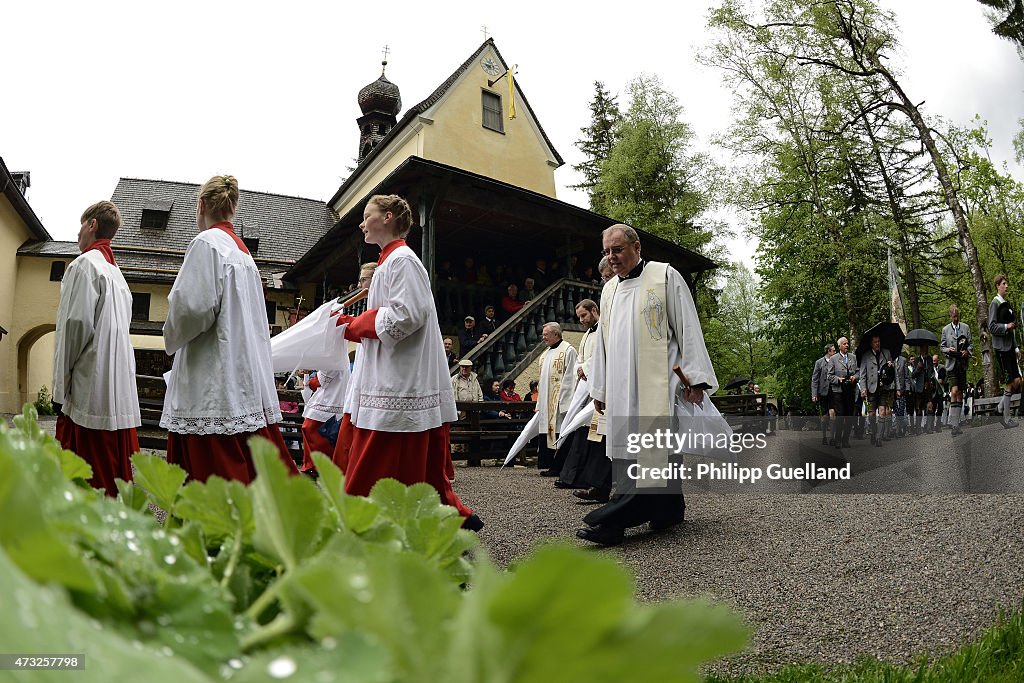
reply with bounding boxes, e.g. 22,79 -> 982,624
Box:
360,261 -> 378,274
198,174 -> 240,222
368,194 -> 413,238
80,200 -> 122,239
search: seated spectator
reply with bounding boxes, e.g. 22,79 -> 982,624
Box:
458,315 -> 486,353
527,379 -> 539,402
500,379 -> 521,401
437,259 -> 455,281
533,259 -> 548,290
479,305 -> 500,334
493,264 -> 509,289
452,359 -> 483,421
482,378 -> 511,419
518,277 -> 538,304
502,284 -> 524,316
443,337 -> 458,367
476,264 -> 493,286
580,265 -> 599,285
460,256 -> 477,285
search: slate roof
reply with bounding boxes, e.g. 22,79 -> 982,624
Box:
19,179 -> 338,287
110,178 -> 337,284
1,156 -> 50,241
329,38 -> 564,208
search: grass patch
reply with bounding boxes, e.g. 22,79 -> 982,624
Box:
707,605 -> 1024,682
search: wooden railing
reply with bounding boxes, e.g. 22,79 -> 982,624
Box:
454,278 -> 601,381
134,376 -> 542,466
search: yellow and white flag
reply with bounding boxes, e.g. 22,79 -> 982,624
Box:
507,64 -> 517,119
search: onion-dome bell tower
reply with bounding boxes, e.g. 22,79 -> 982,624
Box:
356,53 -> 402,162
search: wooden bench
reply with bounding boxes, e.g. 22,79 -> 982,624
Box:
710,393 -> 773,432
134,375 -> 306,465
452,400 -> 537,466
970,394 -> 1020,420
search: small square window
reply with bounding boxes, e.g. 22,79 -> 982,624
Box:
482,91 -> 504,133
141,209 -> 169,230
131,292 -> 151,321
49,261 -> 66,281
266,300 -> 278,325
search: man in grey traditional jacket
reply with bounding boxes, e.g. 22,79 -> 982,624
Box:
812,343 -> 836,445
988,274 -> 1020,428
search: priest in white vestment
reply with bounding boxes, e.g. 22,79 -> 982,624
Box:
554,299 -> 612,502
161,175 -> 297,482
332,194 -> 481,531
535,322 -> 578,475
53,201 -> 141,496
578,224 -> 728,546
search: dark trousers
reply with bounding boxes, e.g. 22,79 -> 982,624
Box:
834,383 -> 856,443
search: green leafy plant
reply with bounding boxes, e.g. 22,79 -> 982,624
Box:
0,404 -> 748,682
34,384 -> 56,416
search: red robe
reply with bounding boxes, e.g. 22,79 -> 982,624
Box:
57,414 -> 139,497
56,240 -> 140,497
341,240 -> 472,516
164,222 -> 297,483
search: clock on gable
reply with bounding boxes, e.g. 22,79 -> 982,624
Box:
480,55 -> 502,77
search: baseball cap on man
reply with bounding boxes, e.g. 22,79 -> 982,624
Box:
458,359 -> 474,367
464,315 -> 475,322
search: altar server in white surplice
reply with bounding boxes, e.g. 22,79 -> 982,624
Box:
578,224 -> 729,547
332,194 -> 481,531
161,175 -> 297,483
535,322 -> 578,475
53,201 -> 141,497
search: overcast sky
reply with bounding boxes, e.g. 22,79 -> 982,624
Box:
4,0 -> 1022,268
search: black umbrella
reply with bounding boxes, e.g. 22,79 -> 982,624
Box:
903,328 -> 939,346
724,377 -> 751,391
856,322 -> 906,361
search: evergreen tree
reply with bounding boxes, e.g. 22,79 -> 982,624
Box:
977,0 -> 1024,55
572,81 -> 621,215
593,75 -> 720,256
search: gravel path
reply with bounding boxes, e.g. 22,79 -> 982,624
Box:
455,462 -> 1024,676
15,414 -> 1024,675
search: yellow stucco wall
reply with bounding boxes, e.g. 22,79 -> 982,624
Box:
26,332 -> 54,402
335,46 -> 558,217
3,246 -> 318,413
0,198 -> 36,413
422,64 -> 557,197
337,133 -> 424,218
3,255 -> 67,412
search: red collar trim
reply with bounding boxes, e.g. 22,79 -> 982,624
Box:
378,239 -> 406,265
83,239 -> 116,266
210,221 -> 249,254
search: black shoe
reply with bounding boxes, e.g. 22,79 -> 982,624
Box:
951,426 -> 963,437
875,437 -> 882,447
573,487 -> 610,504
539,469 -> 560,477
821,435 -> 828,446
870,434 -> 876,446
576,524 -> 624,547
462,513 -> 484,533
842,440 -> 851,448
829,437 -> 836,446
553,479 -> 574,489
649,517 -> 683,532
